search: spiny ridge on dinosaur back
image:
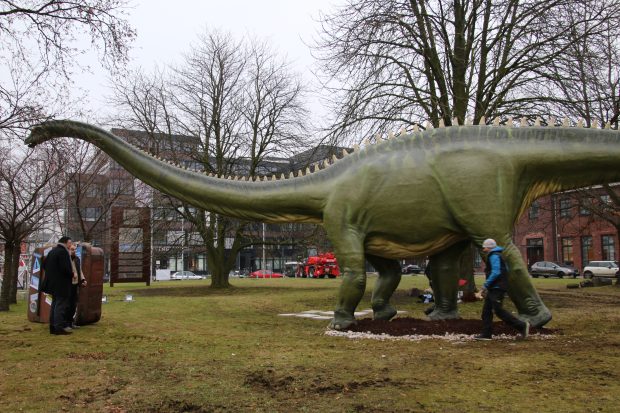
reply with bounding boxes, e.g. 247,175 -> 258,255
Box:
71,116 -> 614,183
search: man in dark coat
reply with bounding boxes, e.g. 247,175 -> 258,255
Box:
41,236 -> 74,335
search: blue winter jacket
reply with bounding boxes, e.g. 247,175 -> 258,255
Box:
484,246 -> 509,290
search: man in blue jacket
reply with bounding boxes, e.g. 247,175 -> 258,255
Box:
475,238 -> 530,340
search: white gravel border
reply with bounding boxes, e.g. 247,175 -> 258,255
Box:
325,329 -> 556,342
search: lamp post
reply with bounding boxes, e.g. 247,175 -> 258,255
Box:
262,222 -> 267,277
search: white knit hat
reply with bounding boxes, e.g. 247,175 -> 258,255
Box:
482,238 -> 497,249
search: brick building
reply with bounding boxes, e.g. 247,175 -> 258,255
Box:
514,188 -> 619,270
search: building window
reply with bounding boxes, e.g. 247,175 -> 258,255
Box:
526,238 -> 544,267
528,201 -> 539,220
559,198 -> 571,218
109,178 -> 134,195
561,238 -> 573,265
600,195 -> 611,205
601,235 -> 616,261
81,207 -> 101,221
189,232 -> 202,246
85,185 -> 101,198
581,236 -> 593,266
579,198 -> 592,215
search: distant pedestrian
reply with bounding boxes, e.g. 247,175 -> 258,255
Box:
475,238 -> 530,341
65,243 -> 87,330
41,236 -> 74,335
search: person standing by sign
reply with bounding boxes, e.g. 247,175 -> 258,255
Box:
41,236 -> 74,335
65,243 -> 87,330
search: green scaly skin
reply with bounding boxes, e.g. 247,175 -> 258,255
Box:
26,120 -> 620,330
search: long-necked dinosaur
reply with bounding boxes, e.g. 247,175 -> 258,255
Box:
26,119 -> 620,329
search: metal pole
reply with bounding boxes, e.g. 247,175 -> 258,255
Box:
181,216 -> 185,272
262,222 -> 266,276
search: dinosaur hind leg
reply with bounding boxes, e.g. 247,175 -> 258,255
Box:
366,254 -> 402,321
499,241 -> 552,327
426,240 -> 470,320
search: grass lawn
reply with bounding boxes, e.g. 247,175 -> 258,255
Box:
1,275 -> 619,412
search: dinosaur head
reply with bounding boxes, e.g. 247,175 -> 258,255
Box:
24,123 -> 51,148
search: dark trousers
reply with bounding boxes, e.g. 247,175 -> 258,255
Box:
481,289 -> 526,337
65,284 -> 79,327
49,295 -> 70,333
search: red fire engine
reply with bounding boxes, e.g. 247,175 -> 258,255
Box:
296,252 -> 340,278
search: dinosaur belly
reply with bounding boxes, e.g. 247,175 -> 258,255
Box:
364,233 -> 467,259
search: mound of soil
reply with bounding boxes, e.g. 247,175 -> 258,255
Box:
346,317 -> 558,337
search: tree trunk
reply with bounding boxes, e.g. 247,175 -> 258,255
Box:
210,267 -> 231,289
0,242 -> 17,311
460,243 -> 477,293
9,245 -> 20,304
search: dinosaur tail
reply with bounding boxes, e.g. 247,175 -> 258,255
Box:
25,120 -> 326,223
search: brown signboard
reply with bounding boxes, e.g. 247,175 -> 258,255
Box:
110,207 -> 151,286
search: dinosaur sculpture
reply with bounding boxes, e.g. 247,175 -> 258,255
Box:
26,119 -> 620,330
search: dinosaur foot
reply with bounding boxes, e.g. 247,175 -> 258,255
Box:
372,304 -> 397,321
426,309 -> 460,321
328,311 -> 357,330
518,306 -> 552,328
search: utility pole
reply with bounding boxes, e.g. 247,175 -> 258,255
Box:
262,222 -> 266,273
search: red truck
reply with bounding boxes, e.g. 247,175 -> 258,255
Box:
295,252 -> 341,278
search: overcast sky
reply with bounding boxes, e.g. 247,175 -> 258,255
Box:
76,0 -> 343,125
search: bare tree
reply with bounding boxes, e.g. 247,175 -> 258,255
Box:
539,0 -> 620,226
563,187 -> 620,235
544,0 -> 620,127
0,0 -> 134,75
111,30 -> 310,288
314,0 -> 620,143
0,144 -> 68,310
0,0 -> 135,140
64,141 -> 136,246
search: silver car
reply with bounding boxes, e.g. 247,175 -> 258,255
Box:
530,261 -> 579,278
170,271 -> 206,280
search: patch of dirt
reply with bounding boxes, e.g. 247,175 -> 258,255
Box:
312,377 -> 399,394
244,369 -> 294,390
346,317 -> 559,337
143,400 -> 216,413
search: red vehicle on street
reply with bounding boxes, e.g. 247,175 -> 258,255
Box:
249,270 -> 284,278
296,252 -> 340,278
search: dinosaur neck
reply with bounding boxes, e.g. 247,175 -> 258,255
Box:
30,120 -> 325,223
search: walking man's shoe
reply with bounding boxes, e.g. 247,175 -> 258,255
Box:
521,321 -> 530,339
474,334 -> 492,341
53,328 -> 73,335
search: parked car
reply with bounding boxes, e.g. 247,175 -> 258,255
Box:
249,270 -> 284,278
402,264 -> 423,274
582,261 -> 620,279
530,261 -> 579,278
171,271 -> 206,280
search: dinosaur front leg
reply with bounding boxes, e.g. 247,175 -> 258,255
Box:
426,240 -> 470,320
325,227 -> 367,330
500,242 -> 552,327
366,254 -> 401,321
